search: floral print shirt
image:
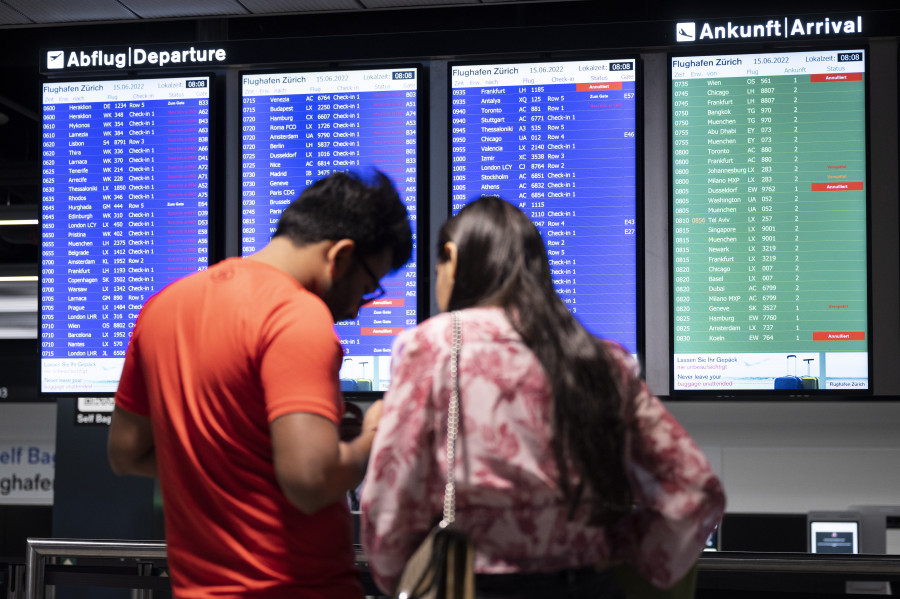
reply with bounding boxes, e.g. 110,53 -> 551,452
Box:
360,307 -> 725,593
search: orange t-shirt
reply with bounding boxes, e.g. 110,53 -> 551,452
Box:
116,257 -> 361,599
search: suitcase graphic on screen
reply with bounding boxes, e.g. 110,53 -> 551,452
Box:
774,354 -> 803,389
355,379 -> 373,392
801,358 -> 820,390
340,379 -> 359,392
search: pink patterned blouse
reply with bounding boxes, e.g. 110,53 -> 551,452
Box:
360,307 -> 725,593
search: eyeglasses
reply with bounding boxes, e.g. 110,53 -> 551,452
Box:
356,255 -> 386,303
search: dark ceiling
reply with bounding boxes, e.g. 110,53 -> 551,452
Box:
0,0 -> 523,26
0,0 -> 892,264
0,0 -> 892,343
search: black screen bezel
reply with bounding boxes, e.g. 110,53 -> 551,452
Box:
667,44 -> 873,399
237,62 -> 428,401
446,54 -> 646,368
38,72 -> 216,399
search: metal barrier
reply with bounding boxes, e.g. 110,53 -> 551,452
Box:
5,563 -> 26,599
29,542 -> 900,598
25,539 -> 167,599
23,539 -> 379,599
699,551 -> 900,574
697,551 -> 900,596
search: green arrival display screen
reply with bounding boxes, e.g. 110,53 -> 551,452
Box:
671,49 -> 869,392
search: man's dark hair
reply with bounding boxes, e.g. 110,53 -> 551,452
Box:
273,170 -> 413,271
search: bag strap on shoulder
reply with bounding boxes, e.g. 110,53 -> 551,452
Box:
439,311 -> 462,528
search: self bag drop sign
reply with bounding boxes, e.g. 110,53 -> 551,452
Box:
0,405 -> 56,506
43,44 -> 228,73
0,445 -> 55,505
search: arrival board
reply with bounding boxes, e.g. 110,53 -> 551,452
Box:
450,59 -> 638,352
241,68 -> 418,392
41,76 -> 211,393
671,49 -> 868,391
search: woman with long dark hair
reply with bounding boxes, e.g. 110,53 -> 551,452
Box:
361,196 -> 724,598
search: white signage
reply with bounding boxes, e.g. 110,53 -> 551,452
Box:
676,16 -> 863,42
0,404 -> 56,505
46,46 -> 227,70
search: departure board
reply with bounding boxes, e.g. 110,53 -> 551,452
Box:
450,59 -> 638,352
241,67 -> 418,392
41,76 -> 211,393
671,49 -> 868,392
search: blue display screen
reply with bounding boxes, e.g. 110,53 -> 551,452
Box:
40,76 -> 212,393
450,60 -> 638,352
241,68 -> 419,392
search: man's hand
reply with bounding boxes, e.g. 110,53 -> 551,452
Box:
108,406 -> 158,478
361,400 -> 383,437
272,400 -> 383,515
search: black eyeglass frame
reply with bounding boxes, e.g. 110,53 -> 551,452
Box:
355,254 -> 386,303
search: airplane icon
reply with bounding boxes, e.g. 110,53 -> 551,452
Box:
47,51 -> 64,69
676,22 -> 696,42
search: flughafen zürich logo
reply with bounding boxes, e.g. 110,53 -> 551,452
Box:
675,16 -> 863,42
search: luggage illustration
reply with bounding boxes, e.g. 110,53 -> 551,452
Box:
774,354 -> 803,389
801,358 -> 820,390
340,357 -> 359,392
355,379 -> 373,392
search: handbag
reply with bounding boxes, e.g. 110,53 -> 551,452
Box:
394,311 -> 475,599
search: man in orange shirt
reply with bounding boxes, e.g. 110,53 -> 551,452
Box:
107,171 -> 412,598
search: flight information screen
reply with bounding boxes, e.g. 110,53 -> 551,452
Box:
241,67 -> 418,392
671,49 -> 869,392
41,76 -> 211,393
450,59 -> 638,352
